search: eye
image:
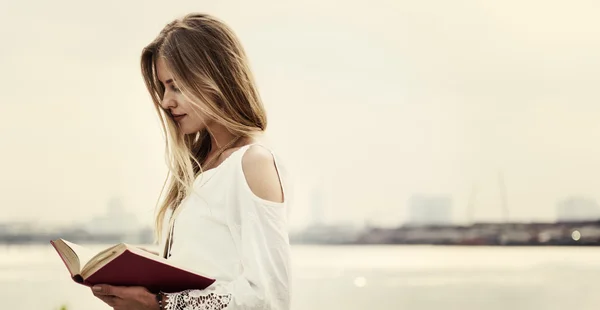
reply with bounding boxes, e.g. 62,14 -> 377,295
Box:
170,85 -> 181,93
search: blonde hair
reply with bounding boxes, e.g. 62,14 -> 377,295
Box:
140,13 -> 267,242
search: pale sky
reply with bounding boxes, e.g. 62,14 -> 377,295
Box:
1,0 -> 599,229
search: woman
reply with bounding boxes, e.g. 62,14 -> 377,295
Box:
91,13 -> 292,310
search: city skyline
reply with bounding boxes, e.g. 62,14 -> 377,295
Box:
4,191 -> 599,231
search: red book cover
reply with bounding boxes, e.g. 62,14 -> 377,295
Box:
51,240 -> 215,293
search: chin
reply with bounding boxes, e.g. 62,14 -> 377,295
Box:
180,127 -> 200,135
177,116 -> 212,135
180,124 -> 206,135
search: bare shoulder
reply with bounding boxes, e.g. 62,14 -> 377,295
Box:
241,145 -> 284,203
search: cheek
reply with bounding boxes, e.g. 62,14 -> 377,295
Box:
182,101 -> 209,120
181,113 -> 209,134
174,95 -> 192,112
175,95 -> 197,113
180,102 -> 209,128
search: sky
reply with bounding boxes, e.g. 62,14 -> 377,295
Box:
1,0 -> 599,229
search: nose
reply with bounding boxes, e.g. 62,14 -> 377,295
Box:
160,92 -> 177,110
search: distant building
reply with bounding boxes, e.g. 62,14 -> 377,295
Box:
407,194 -> 453,226
86,196 -> 140,235
556,196 -> 600,222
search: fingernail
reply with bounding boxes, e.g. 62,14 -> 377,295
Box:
92,286 -> 101,292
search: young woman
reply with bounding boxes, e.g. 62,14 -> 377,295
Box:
91,13 -> 292,310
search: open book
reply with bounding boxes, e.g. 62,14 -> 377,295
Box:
50,238 -> 215,293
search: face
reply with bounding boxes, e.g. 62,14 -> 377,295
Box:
155,57 -> 212,134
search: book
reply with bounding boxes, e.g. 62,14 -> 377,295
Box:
50,238 -> 215,293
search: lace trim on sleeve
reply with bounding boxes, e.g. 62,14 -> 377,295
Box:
164,290 -> 233,310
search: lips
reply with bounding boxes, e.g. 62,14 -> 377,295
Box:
171,113 -> 187,122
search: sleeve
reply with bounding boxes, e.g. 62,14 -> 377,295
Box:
163,153 -> 292,310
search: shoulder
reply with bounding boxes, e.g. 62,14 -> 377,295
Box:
241,145 -> 284,204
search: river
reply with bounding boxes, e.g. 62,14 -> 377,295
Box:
1,244 -> 599,309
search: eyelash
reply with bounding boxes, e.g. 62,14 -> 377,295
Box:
170,85 -> 180,93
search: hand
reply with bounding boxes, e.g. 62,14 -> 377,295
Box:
91,284 -> 159,310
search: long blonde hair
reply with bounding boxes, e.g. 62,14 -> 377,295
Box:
140,13 -> 267,242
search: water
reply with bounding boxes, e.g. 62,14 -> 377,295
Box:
2,244 -> 600,309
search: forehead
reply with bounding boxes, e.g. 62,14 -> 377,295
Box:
155,57 -> 173,83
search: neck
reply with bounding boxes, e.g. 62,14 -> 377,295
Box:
207,123 -> 238,154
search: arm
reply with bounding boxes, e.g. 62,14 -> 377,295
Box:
163,146 -> 291,310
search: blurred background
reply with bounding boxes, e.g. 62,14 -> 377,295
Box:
2,0 -> 600,309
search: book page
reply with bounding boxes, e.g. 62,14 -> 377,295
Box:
80,244 -> 128,278
52,240 -> 80,275
62,240 -> 97,270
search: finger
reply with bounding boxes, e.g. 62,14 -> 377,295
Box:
92,291 -> 116,300
92,284 -> 120,296
92,291 -> 116,298
93,293 -> 119,307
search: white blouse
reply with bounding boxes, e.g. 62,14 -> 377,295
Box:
159,144 -> 292,310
